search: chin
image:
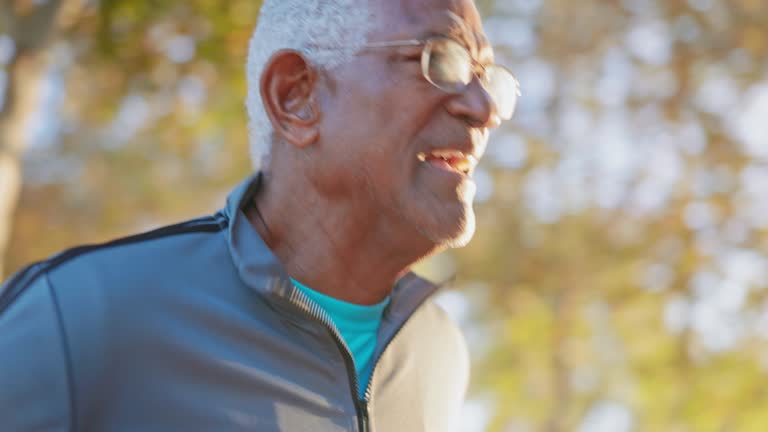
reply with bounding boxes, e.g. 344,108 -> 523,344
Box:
442,209 -> 476,248
399,180 -> 479,249
418,203 -> 477,249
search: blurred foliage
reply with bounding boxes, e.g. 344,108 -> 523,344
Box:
3,0 -> 768,430
3,0 -> 259,274
455,0 -> 768,430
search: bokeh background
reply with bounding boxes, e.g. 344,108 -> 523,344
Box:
2,0 -> 768,430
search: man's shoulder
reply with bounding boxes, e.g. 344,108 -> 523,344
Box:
417,297 -> 468,351
404,276 -> 470,373
392,273 -> 469,356
1,213 -> 229,314
396,274 -> 462,330
372,287 -> 470,426
0,212 -> 235,429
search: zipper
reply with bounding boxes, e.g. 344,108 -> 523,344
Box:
282,277 -> 434,432
361,307 -> 413,403
356,399 -> 370,432
361,275 -> 435,404
284,281 -> 367,431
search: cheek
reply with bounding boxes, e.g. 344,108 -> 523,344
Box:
354,58 -> 440,131
317,61 -> 446,186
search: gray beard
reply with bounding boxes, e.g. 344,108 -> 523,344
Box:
415,205 -> 477,249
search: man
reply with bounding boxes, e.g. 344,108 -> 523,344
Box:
0,0 -> 518,430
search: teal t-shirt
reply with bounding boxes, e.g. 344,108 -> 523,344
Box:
291,278 -> 390,399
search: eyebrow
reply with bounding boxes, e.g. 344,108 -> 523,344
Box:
444,11 -> 494,63
445,11 -> 477,53
415,21 -> 494,65
446,11 -> 471,36
414,26 -> 473,53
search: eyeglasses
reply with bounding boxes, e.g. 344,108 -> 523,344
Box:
364,37 -> 520,121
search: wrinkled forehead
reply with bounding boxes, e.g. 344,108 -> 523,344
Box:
370,0 -> 491,56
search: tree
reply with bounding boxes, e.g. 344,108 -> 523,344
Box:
0,0 -> 68,278
3,0 -> 260,277
452,0 -> 768,430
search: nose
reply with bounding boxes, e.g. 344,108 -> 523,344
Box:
444,77 -> 501,129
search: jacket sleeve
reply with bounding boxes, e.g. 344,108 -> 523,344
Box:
0,270 -> 73,431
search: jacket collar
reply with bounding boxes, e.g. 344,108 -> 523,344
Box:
222,173 -> 294,300
221,173 -> 440,316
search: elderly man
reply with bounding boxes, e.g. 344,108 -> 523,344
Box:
0,0 -> 518,430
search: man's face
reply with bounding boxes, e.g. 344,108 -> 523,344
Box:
313,0 -> 499,249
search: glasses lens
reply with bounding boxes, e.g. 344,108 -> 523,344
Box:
423,38 -> 473,93
482,65 -> 519,120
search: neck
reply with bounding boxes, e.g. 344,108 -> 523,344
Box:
247,171 -> 439,305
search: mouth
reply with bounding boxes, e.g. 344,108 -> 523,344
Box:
416,149 -> 476,176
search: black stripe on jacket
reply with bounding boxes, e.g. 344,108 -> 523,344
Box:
0,213 -> 228,314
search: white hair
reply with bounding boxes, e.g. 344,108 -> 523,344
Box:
245,0 -> 375,171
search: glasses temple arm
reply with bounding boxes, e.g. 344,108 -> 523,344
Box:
362,39 -> 424,48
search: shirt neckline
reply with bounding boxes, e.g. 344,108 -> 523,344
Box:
291,278 -> 390,331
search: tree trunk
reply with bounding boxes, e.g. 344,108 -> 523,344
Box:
0,151 -> 21,280
0,141 -> 23,280
0,0 -> 63,279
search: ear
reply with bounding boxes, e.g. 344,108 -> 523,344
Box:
260,50 -> 321,148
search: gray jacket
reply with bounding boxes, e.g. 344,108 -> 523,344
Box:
0,174 -> 469,432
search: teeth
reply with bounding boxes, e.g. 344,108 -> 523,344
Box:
430,149 -> 465,159
454,158 -> 471,173
417,150 -> 476,174
417,149 -> 467,161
